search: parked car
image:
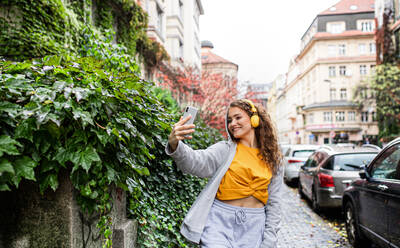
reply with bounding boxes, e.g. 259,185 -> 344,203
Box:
283,145 -> 320,183
279,143 -> 291,158
342,137 -> 400,248
298,145 -> 378,212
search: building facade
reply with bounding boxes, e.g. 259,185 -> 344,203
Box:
140,0 -> 204,72
276,0 -> 378,145
201,40 -> 238,79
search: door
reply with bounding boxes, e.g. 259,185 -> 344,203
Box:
359,144 -> 400,247
386,144 -> 400,247
300,154 -> 318,199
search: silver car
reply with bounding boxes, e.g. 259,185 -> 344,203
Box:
283,145 -> 320,183
298,145 -> 379,212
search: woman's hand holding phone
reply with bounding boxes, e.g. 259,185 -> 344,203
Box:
168,115 -> 196,152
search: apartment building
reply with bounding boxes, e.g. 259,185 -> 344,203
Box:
277,0 -> 378,145
142,0 -> 204,71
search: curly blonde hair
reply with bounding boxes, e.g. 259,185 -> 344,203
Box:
228,100 -> 283,175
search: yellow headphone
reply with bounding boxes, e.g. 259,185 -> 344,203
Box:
242,99 -> 260,128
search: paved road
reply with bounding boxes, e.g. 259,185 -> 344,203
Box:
277,184 -> 351,248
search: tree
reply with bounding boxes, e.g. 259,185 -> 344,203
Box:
156,64 -> 238,134
370,64 -> 400,140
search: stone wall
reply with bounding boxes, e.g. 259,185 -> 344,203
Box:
0,170 -> 137,248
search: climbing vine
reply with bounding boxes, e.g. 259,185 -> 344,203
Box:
0,0 -> 168,67
0,1 -> 220,247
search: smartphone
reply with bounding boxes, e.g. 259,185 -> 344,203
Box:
182,106 -> 198,125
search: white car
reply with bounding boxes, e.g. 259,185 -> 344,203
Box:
283,145 -> 320,184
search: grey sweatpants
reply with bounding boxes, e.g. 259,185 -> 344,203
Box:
200,199 -> 265,248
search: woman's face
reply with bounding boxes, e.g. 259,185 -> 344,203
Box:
227,107 -> 254,140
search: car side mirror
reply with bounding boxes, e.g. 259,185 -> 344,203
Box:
359,167 -> 369,180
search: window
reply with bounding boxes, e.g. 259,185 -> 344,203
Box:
338,44 -> 346,55
157,5 -> 163,35
340,88 -> 347,100
323,112 -> 332,122
370,43 -> 376,53
339,66 -> 347,76
360,21 -> 374,32
329,23 -> 345,34
361,111 -> 369,122
359,44 -> 367,54
348,111 -> 356,121
372,111 -> 377,121
328,45 -> 336,56
370,65 -> 376,73
329,66 -> 336,77
370,144 -> 400,179
360,88 -> 368,98
179,0 -> 184,19
330,153 -> 377,171
178,40 -> 184,59
308,113 -> 314,124
336,111 -> 345,122
330,88 -> 336,100
360,65 -> 367,75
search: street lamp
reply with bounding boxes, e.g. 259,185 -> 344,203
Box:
324,79 -> 334,144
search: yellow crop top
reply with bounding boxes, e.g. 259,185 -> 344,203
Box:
216,142 -> 272,205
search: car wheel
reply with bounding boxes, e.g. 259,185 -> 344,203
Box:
311,189 -> 320,213
298,181 -> 305,199
345,201 -> 370,248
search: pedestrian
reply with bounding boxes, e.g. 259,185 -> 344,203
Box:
166,99 -> 283,248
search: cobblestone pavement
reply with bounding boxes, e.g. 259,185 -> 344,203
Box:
277,183 -> 351,248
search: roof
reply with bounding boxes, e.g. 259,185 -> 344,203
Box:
201,50 -> 237,65
303,100 -> 358,110
314,30 -> 374,38
318,145 -> 380,155
201,40 -> 214,49
319,0 -> 375,16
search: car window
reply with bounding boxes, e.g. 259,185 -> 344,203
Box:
371,144 -> 400,179
303,154 -> 316,167
332,153 -> 377,171
284,149 -> 291,157
322,157 -> 334,170
281,147 -> 290,156
292,150 -> 315,157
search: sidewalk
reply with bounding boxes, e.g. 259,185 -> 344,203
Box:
277,184 -> 351,248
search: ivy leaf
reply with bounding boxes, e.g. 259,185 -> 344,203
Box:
0,184 -> 11,191
105,165 -> 116,182
15,118 -> 36,142
39,173 -> 59,193
0,101 -> 20,118
54,147 -> 69,166
71,146 -> 100,173
0,158 -> 14,174
0,135 -> 21,156
13,156 -> 37,185
40,160 -> 59,173
72,108 -> 94,127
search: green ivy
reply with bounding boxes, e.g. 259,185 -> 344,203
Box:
0,0 -> 168,67
128,88 -> 223,247
0,29 -> 170,245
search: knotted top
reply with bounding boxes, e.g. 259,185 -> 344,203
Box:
216,142 -> 272,205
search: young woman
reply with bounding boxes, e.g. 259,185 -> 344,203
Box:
166,99 -> 283,248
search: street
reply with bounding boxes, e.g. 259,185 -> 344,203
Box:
278,183 -> 350,248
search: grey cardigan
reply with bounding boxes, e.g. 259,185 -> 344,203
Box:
166,139 -> 283,248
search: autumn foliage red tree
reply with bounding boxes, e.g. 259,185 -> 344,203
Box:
157,64 -> 238,134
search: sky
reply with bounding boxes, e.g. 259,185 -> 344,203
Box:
199,0 -> 340,85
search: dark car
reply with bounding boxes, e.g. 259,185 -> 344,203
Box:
298,145 -> 378,212
342,137 -> 400,248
